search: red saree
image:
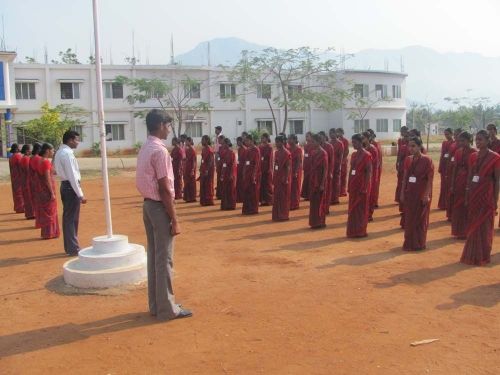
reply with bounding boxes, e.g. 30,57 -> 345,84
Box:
242,145 -> 261,214
171,145 -> 185,200
38,159 -> 60,239
272,148 -> 292,221
371,140 -> 383,207
236,146 -> 247,203
200,146 -> 215,206
290,145 -> 303,210
402,155 -> 434,250
215,147 -> 222,200
330,140 -> 344,204
437,140 -> 452,210
366,144 -> 379,220
446,141 -> 458,220
322,142 -> 334,214
395,139 -> 409,205
183,146 -> 197,202
309,148 -> 328,228
301,143 -> 313,199
451,147 -> 477,238
9,152 -> 25,213
347,150 -> 372,237
220,146 -> 237,210
20,155 -> 35,219
460,150 -> 500,265
339,136 -> 349,196
259,144 -> 274,206
30,155 -> 42,228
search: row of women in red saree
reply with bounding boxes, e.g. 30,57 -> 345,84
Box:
8,142 -> 60,239
395,126 -> 500,266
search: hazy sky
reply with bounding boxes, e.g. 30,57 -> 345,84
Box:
3,0 -> 500,64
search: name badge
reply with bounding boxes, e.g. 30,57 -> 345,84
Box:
274,165 -> 279,171
451,157 -> 455,162
409,176 -> 417,183
237,161 -> 239,164
351,170 -> 356,176
201,160 -> 204,163
261,157 -> 264,161
245,161 -> 250,166
223,163 -> 227,167
217,157 -> 220,161
472,175 -> 480,183
444,153 -> 449,158
304,153 -> 309,157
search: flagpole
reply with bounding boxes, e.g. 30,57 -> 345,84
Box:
92,0 -> 113,237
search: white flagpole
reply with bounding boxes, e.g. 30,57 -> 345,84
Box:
92,0 -> 113,237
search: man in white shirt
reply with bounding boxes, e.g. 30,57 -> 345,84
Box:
53,130 -> 87,256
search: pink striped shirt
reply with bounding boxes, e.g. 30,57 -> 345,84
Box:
136,135 -> 175,201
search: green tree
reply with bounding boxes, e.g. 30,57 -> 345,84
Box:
25,56 -> 37,64
227,47 -> 351,134
116,75 -> 211,137
347,87 -> 393,131
19,103 -> 86,148
52,48 -> 80,64
444,94 -> 500,130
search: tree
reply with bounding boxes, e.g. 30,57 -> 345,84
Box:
19,103 -> 86,148
52,48 -> 80,64
347,87 -> 393,132
124,56 -> 139,65
88,55 -> 96,64
444,94 -> 500,130
227,47 -> 351,134
116,75 -> 211,137
25,56 -> 37,64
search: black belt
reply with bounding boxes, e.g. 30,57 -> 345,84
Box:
144,198 -> 161,202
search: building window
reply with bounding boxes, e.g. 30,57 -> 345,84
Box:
376,119 -> 389,132
287,85 -> 302,99
392,85 -> 401,99
288,120 -> 304,135
104,82 -> 123,99
105,123 -> 125,141
257,120 -> 273,135
375,84 -> 388,99
393,119 -> 402,132
354,84 -> 369,98
256,84 -> 271,99
72,125 -> 84,141
15,82 -> 36,100
354,119 -> 369,133
220,83 -> 236,99
184,121 -> 203,138
60,82 -> 80,99
184,82 -> 201,99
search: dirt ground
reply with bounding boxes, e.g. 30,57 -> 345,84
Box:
0,160 -> 498,375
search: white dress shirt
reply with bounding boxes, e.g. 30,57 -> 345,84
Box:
53,144 -> 84,198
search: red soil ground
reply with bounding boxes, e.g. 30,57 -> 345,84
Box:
0,163 -> 498,374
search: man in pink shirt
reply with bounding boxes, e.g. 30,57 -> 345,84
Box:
136,109 -> 192,321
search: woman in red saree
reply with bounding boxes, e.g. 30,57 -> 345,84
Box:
259,133 -> 273,206
199,135 -> 215,206
309,134 -> 328,229
183,137 -> 197,202
20,144 -> 35,219
242,134 -> 261,215
347,134 -> 372,238
236,137 -> 247,203
220,138 -> 237,210
319,132 -> 334,214
336,128 -> 349,197
437,128 -> 453,210
450,132 -> 476,239
368,129 -> 382,208
329,128 -> 344,205
395,126 -> 409,203
486,123 -> 500,228
400,137 -> 434,251
445,128 -> 462,220
287,134 -> 303,210
301,132 -> 313,200
38,143 -> 60,239
30,143 -> 42,228
215,135 -> 225,200
460,130 -> 500,266
171,137 -> 185,200
8,143 -> 25,213
272,136 -> 292,221
362,132 -> 379,221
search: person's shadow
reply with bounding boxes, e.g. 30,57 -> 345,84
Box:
436,283 -> 500,310
0,312 -> 159,358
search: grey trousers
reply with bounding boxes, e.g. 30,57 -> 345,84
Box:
60,181 -> 81,254
143,199 -> 181,320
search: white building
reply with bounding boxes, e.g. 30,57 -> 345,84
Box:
5,63 -> 407,153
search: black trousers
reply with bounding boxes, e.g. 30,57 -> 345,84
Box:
60,181 -> 81,254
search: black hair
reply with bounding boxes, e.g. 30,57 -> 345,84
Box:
458,131 -> 473,144
186,137 -> 193,143
9,143 -> 19,153
236,136 -> 243,143
335,128 -> 344,135
275,135 -> 285,144
40,143 -> 54,156
218,134 -> 225,140
476,129 -> 489,140
32,142 -> 42,155
486,123 -> 497,134
351,133 -> 363,143
261,133 -> 270,141
306,131 -> 313,136
224,138 -> 232,147
454,128 -> 463,134
318,131 -> 326,137
444,127 -> 453,134
21,144 -> 31,155
312,134 -> 322,143
241,131 -> 249,137
215,126 -> 222,131
408,136 -> 422,147
400,126 -> 408,132
244,133 -> 255,143
361,131 -> 371,140
180,134 -> 187,140
172,137 -> 179,144
288,134 -> 298,143
409,129 -> 421,137
63,130 -> 80,144
201,135 -> 212,145
145,109 -> 172,133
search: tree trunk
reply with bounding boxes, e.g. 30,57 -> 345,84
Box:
266,98 -> 279,136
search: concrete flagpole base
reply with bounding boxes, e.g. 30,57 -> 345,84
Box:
63,235 -> 147,288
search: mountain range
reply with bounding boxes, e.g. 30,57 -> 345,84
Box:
176,37 -> 500,108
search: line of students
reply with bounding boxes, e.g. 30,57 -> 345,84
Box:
8,142 -> 60,239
